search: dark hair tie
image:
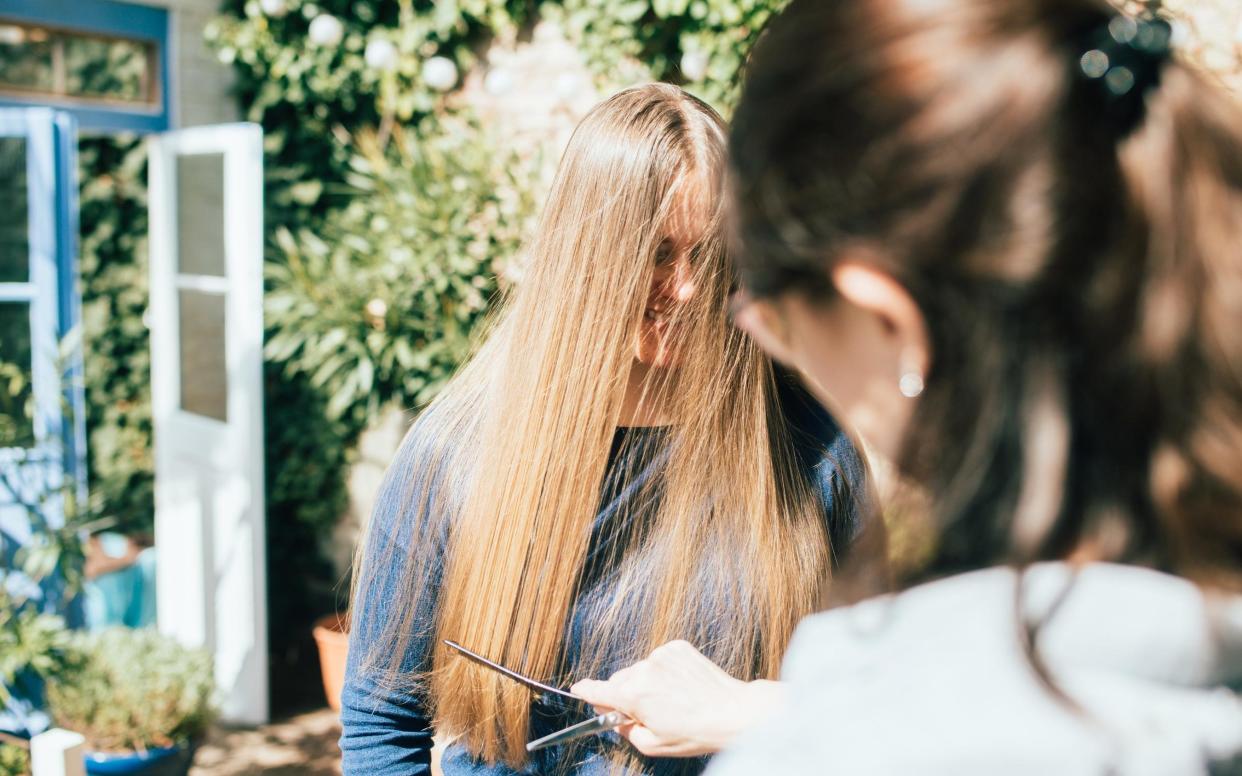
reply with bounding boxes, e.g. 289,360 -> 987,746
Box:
1076,14 -> 1173,137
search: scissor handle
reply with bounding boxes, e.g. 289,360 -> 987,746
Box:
525,710 -> 630,752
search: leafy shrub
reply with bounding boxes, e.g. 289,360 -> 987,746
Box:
78,136 -> 154,538
0,591 -> 74,709
206,0 -> 541,237
265,120 -> 540,422
0,742 -> 29,776
45,628 -> 214,753
551,0 -> 789,110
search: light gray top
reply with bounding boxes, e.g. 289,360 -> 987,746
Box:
708,563 -> 1242,776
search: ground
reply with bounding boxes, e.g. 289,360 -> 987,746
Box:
190,708 -> 342,776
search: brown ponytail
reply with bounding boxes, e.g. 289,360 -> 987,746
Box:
1122,63 -> 1242,587
729,0 -> 1242,590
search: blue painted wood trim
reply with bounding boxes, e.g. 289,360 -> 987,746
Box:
0,107 -> 87,506
51,111 -> 87,491
0,0 -> 167,38
0,0 -> 171,133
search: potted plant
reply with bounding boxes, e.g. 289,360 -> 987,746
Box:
0,739 -> 29,776
45,628 -> 214,776
312,612 -> 349,711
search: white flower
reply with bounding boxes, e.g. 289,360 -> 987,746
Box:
259,0 -> 288,17
680,50 -> 709,81
484,67 -> 514,96
308,14 -> 343,47
364,298 -> 389,320
364,38 -> 398,71
422,56 -> 458,91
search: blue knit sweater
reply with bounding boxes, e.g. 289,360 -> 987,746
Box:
340,376 -> 867,776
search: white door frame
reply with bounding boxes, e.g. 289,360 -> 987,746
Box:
148,122 -> 267,725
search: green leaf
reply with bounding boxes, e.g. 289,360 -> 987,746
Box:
614,0 -> 649,22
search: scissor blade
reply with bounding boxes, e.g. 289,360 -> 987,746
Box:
526,711 -> 628,752
442,639 -> 580,702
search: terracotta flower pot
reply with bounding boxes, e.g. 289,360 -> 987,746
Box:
312,613 -> 350,711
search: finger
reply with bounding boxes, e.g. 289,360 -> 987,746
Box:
570,679 -> 624,711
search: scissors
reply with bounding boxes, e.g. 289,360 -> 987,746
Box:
443,639 -> 631,752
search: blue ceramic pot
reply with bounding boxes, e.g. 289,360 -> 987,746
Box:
84,743 -> 194,776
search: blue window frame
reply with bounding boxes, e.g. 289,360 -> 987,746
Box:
0,107 -> 85,613
0,0 -> 170,133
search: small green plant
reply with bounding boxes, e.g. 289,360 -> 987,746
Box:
45,628 -> 215,753
0,338 -> 109,611
0,739 -> 30,776
0,590 -> 75,710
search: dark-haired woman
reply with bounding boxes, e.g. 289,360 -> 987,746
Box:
571,0 -> 1242,772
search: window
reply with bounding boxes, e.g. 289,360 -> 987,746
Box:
0,301 -> 34,448
0,0 -> 169,133
0,20 -> 160,110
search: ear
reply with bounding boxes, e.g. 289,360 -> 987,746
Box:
830,262 -> 931,376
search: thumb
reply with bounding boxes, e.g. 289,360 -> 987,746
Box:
570,679 -> 619,710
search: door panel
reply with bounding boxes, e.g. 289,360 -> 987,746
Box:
148,122 -> 267,725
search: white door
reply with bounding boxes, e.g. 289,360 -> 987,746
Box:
148,123 -> 267,725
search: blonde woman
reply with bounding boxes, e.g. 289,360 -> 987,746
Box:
338,83 -> 869,776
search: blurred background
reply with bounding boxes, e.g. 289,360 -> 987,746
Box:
0,0 -> 1238,774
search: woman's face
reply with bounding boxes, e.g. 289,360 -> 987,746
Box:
634,181 -> 707,369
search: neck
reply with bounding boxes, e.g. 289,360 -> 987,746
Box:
618,361 -> 672,427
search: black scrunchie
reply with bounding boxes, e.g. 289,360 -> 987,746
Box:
1076,14 -> 1173,137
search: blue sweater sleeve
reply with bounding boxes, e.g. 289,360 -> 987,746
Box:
339,427 -> 444,774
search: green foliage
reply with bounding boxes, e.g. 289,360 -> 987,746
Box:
0,335 -> 106,607
0,590 -> 74,710
77,136 -> 154,538
0,343 -> 95,723
206,0 -> 540,234
266,120 -> 539,421
46,628 -> 215,752
0,741 -> 29,776
0,362 -> 32,450
552,0 -> 788,110
205,0 -> 787,441
262,365 -> 353,708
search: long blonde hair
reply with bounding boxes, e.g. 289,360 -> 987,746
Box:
356,83 -> 834,769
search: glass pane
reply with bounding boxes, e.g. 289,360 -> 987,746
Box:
0,137 -> 28,283
64,35 -> 150,103
178,289 -> 228,422
0,24 -> 54,94
0,302 -> 34,449
176,154 -> 226,277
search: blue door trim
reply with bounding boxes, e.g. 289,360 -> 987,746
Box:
0,0 -> 171,133
0,107 -> 86,508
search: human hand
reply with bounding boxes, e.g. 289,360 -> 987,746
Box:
570,640 -> 786,758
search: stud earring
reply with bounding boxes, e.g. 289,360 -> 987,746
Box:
898,351 -> 924,398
